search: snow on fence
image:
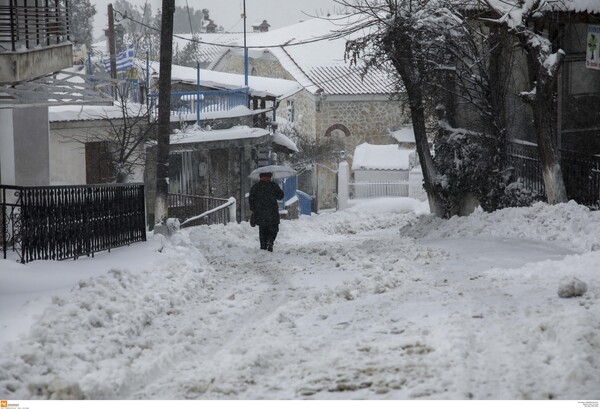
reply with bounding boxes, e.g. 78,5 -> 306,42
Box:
180,197 -> 236,227
168,193 -> 234,227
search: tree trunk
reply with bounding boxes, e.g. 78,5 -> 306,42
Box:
523,38 -> 568,204
154,0 -> 175,227
488,27 -> 508,139
532,71 -> 568,204
409,95 -> 445,217
384,29 -> 447,217
482,2 -> 568,205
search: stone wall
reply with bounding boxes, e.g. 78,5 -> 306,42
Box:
317,99 -> 406,146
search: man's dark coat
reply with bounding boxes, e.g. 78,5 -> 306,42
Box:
249,179 -> 284,226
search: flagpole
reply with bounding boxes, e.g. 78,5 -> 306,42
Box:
196,62 -> 205,124
243,0 -> 248,88
107,3 -> 117,99
146,50 -> 150,106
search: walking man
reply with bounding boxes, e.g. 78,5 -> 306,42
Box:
249,172 -> 284,252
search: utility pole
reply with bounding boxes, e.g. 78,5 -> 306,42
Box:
154,0 -> 175,229
107,4 -> 117,98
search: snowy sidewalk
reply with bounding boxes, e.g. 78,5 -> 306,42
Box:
1,199 -> 599,399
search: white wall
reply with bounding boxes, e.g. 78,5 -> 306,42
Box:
337,161 -> 350,210
0,108 -> 15,185
13,107 -> 50,185
49,130 -> 86,185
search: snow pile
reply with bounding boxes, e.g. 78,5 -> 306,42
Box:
400,200 -> 600,253
0,234 -> 216,399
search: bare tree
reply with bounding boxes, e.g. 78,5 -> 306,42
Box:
285,128 -> 346,174
54,81 -> 155,184
339,0 -> 543,216
479,0 -> 568,204
108,83 -> 155,183
70,0 -> 96,49
114,0 -> 161,61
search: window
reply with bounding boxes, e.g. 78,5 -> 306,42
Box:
286,100 -> 295,123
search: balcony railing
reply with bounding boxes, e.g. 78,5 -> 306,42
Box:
0,0 -> 70,52
148,88 -> 249,121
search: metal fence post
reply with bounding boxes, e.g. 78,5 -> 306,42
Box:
2,186 -> 5,260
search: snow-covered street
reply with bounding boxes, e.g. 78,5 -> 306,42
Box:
1,199 -> 599,400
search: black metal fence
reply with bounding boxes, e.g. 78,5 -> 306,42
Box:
168,193 -> 231,227
1,184 -> 146,263
506,142 -> 600,208
0,0 -> 71,52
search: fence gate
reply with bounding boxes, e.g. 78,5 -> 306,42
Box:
349,181 -> 409,199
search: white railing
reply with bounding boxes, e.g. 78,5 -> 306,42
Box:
349,181 -> 409,199
180,197 -> 236,227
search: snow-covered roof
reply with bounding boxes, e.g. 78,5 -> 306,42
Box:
172,33 -> 251,66
352,143 -> 413,171
211,15 -> 394,96
460,0 -> 600,14
148,61 -> 303,100
170,125 -> 269,145
391,125 -> 416,144
272,132 -> 299,153
49,103 -> 145,122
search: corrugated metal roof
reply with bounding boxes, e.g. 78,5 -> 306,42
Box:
307,65 -> 393,95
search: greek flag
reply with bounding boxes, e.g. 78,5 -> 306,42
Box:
102,45 -> 135,74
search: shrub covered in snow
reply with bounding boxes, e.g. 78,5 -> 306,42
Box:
433,123 -> 536,216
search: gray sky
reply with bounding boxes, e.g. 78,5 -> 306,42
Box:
93,0 -> 341,40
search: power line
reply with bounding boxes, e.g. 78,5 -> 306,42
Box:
112,8 -> 358,50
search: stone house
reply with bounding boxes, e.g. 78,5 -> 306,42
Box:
209,15 -> 410,210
